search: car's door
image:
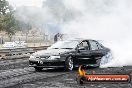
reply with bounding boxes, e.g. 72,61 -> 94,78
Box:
96,42 -> 107,56
88,40 -> 104,63
75,40 -> 91,65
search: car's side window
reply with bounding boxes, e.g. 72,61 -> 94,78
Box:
97,43 -> 104,49
89,40 -> 99,50
78,41 -> 89,50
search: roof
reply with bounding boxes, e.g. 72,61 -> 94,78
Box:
65,38 -> 96,42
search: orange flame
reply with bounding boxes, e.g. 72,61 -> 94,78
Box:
78,65 -> 86,76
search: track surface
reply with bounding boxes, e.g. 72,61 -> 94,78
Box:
0,58 -> 132,88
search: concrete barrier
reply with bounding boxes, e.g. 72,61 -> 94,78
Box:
0,46 -> 49,60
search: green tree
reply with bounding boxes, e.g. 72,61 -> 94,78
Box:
3,13 -> 19,41
0,0 -> 11,15
17,21 -> 32,42
0,0 -> 18,41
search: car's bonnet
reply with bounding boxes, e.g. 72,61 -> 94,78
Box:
32,49 -> 72,56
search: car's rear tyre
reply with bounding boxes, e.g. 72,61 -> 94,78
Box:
100,51 -> 113,67
34,67 -> 43,72
65,56 -> 74,71
96,59 -> 101,67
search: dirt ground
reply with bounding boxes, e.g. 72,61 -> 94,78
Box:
0,53 -> 131,88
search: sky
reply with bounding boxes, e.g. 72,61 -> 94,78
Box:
7,0 -> 44,7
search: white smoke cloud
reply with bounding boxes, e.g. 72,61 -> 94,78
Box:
12,0 -> 77,35
7,0 -> 44,7
61,0 -> 132,67
8,0 -> 132,67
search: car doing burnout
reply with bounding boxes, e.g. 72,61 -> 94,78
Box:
29,39 -> 110,71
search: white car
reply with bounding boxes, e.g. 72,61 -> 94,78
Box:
3,41 -> 27,48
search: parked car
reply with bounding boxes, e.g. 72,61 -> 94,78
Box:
29,39 -> 111,71
3,41 -> 27,48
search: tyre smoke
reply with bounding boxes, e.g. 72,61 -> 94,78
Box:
9,0 -> 132,67
61,0 -> 132,67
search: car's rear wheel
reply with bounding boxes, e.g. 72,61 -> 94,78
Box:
34,67 -> 43,72
65,56 -> 74,71
95,59 -> 101,67
100,51 -> 113,66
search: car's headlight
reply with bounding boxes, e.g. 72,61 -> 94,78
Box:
29,55 -> 40,61
48,56 -> 60,60
29,55 -> 35,60
30,55 -> 34,59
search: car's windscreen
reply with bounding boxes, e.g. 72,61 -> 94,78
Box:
48,40 -> 79,49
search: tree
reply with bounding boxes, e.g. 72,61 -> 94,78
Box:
17,21 -> 32,42
0,0 -> 12,31
3,13 -> 19,41
0,0 -> 18,41
0,0 -> 11,15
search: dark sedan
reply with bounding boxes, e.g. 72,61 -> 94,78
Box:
29,39 -> 111,71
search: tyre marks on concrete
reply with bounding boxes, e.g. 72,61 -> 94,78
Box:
14,67 -> 132,88
0,67 -> 68,88
0,68 -> 34,80
0,59 -> 29,70
0,58 -> 69,88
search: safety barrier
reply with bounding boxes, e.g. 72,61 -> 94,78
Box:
0,46 -> 49,60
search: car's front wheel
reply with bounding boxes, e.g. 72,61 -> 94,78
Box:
34,67 -> 43,72
65,56 -> 74,71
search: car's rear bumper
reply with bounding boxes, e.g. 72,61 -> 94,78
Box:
29,60 -> 65,68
